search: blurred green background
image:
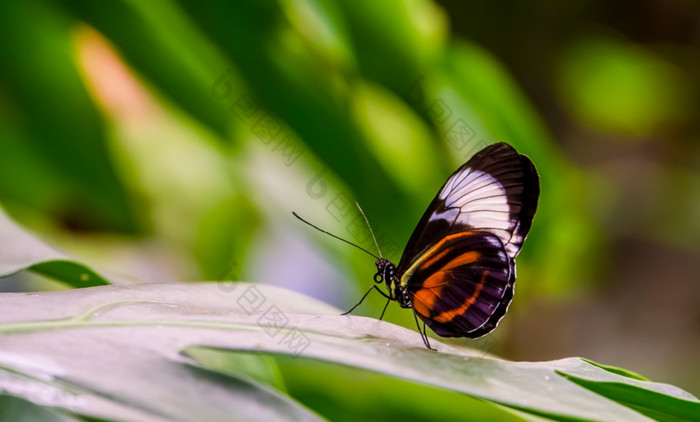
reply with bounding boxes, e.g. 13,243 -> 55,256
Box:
0,0 -> 698,417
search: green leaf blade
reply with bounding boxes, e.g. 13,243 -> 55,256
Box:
2,283 -> 695,421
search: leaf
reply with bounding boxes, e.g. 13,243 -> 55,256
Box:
1,283 -> 696,421
0,283 -> 329,422
185,347 -> 288,393
53,0 -> 235,140
580,357 -> 650,381
0,0 -> 138,233
175,0 -> 424,240
192,348 -> 545,422
335,0 -> 447,94
0,207 -> 135,286
557,372 -> 700,422
0,395 -> 79,422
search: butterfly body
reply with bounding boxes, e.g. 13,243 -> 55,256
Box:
371,142 -> 539,343
374,259 -> 410,308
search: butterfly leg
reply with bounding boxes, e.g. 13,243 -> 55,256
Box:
341,285 -> 390,315
378,297 -> 391,321
412,307 -> 436,351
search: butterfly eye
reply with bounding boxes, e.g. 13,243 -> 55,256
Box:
374,273 -> 383,283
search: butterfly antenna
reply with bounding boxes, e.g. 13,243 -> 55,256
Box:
292,212 -> 381,260
355,202 -> 383,259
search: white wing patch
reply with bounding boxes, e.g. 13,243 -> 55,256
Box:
439,169 -> 520,258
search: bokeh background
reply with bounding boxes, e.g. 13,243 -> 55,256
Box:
0,0 -> 698,416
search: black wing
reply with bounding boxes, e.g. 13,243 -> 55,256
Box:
397,142 -> 539,273
397,142 -> 539,337
406,230 -> 512,337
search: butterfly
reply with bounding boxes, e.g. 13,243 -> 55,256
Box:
295,142 -> 539,349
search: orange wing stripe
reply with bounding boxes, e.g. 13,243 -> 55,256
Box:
416,231 -> 473,272
423,271 -> 449,289
410,233 -> 481,319
412,272 -> 447,317
443,251 -> 480,271
413,296 -> 431,317
432,271 -> 488,323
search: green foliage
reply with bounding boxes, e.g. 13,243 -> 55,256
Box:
1,0 -> 699,420
0,279 -> 697,421
0,0 -> 605,293
0,207 -> 132,287
556,35 -> 691,136
1,218 -> 699,421
0,0 -> 137,233
0,395 -> 78,422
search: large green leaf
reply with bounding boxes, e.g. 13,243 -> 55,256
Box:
335,0 -> 446,93
1,283 -> 696,421
175,0 -> 427,239
187,348 -> 536,422
0,395 -> 79,422
0,0 -> 138,233
52,0 -> 235,140
559,372 -> 700,422
0,207 -> 135,287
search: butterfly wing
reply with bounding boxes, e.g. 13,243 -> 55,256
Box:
396,142 -> 539,337
397,142 -> 539,267
406,231 -> 512,337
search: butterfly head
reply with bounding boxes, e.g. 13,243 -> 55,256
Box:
373,259 -> 393,284
374,259 -> 399,299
